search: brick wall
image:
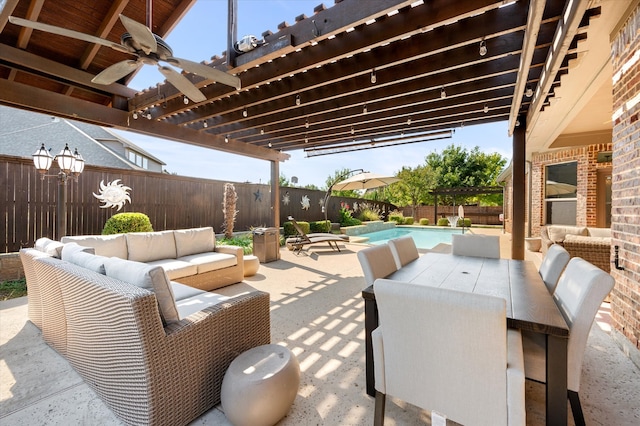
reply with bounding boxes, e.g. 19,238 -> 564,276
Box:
611,6 -> 640,354
530,144 -> 612,238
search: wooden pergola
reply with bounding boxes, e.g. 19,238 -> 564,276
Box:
0,0 -> 603,258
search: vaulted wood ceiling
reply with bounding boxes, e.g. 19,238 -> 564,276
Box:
0,0 -> 601,163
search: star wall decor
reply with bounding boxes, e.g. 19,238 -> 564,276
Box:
301,195 -> 310,210
282,193 -> 290,205
254,189 -> 262,202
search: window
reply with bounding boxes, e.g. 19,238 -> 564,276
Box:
545,162 -> 577,225
127,150 -> 149,170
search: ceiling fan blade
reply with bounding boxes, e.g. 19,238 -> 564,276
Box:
8,16 -> 131,54
167,57 -> 241,90
92,60 -> 141,84
158,66 -> 206,103
119,15 -> 157,55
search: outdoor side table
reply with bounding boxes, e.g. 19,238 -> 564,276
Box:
243,255 -> 260,276
221,344 -> 300,426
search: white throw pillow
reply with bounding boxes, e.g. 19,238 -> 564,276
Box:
103,257 -> 179,324
35,237 -> 65,258
63,250 -> 108,275
173,227 -> 215,258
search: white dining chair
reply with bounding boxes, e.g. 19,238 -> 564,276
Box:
538,244 -> 571,294
372,279 -> 525,426
357,245 -> 398,289
451,233 -> 500,258
522,258 -> 614,426
387,236 -> 419,269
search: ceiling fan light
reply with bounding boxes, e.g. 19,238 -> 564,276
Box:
479,40 -> 487,56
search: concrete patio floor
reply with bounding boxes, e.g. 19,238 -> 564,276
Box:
2,229 -> 639,425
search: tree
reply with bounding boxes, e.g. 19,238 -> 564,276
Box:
387,165 -> 437,215
424,144 -> 506,205
325,168 -> 359,198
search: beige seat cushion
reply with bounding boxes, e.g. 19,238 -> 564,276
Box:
173,227 -> 215,258
175,291 -> 233,319
61,234 -> 128,258
146,258 -> 198,280
587,227 -> 612,238
170,281 -> 206,301
103,257 -> 179,324
178,252 -> 237,274
126,231 -> 177,262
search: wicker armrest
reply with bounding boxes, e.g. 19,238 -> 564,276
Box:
563,235 -> 611,272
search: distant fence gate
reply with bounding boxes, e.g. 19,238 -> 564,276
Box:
1,156 -> 395,253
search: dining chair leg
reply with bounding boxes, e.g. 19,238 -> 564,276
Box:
568,390 -> 586,426
374,391 -> 386,426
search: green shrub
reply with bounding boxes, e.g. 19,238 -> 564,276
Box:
419,218 -> 429,226
437,217 -> 450,226
102,213 -> 153,235
457,218 -> 472,227
359,208 -> 380,222
404,217 -> 414,225
310,220 -> 331,233
339,207 -> 362,226
283,220 -> 310,236
218,233 -> 253,255
388,214 -> 404,224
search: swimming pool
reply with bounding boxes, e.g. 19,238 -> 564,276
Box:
356,227 -> 464,249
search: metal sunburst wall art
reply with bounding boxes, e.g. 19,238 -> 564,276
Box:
93,179 -> 132,211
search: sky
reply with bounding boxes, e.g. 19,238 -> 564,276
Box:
113,0 -> 513,188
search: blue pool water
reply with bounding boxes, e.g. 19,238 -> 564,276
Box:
358,227 -> 463,249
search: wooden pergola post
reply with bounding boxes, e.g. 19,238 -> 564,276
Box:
511,116 -> 526,260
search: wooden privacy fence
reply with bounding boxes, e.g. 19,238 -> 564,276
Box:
1,156 -> 395,253
401,205 -> 504,225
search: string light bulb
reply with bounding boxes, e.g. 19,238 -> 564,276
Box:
132,112 -> 138,120
243,109 -> 248,117
483,104 -> 489,113
203,121 -> 208,128
363,104 -> 368,114
525,86 -> 533,97
371,69 -> 377,84
305,118 -> 310,128
268,141 -> 272,148
225,135 -> 229,143
295,94 -> 301,106
479,39 -> 487,56
407,117 -> 412,125
440,87 -> 446,99
183,96 -> 189,105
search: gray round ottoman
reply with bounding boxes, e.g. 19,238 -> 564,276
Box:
221,344 -> 300,426
243,255 -> 260,277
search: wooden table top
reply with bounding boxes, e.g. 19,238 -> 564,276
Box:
362,252 -> 569,337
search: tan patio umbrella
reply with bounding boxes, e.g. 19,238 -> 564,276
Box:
332,172 -> 400,191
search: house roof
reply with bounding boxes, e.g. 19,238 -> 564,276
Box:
0,0 -> 631,162
0,105 -> 163,169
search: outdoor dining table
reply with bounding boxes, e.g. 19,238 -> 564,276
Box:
361,252 -> 570,426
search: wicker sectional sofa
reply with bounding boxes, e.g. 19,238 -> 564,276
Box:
19,235 -> 271,426
540,225 -> 612,272
61,227 -> 243,291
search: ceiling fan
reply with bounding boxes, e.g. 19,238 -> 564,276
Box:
8,13 -> 241,103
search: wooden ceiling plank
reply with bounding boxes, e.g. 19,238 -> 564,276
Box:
78,0 -> 131,70
0,44 -> 137,98
0,78 -> 288,162
16,0 -> 45,49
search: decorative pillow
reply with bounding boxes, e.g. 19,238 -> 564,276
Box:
174,227 -> 215,258
63,250 -> 108,275
61,242 -> 96,259
35,237 -> 65,258
126,231 -> 177,263
103,257 -> 179,324
61,234 -> 128,258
